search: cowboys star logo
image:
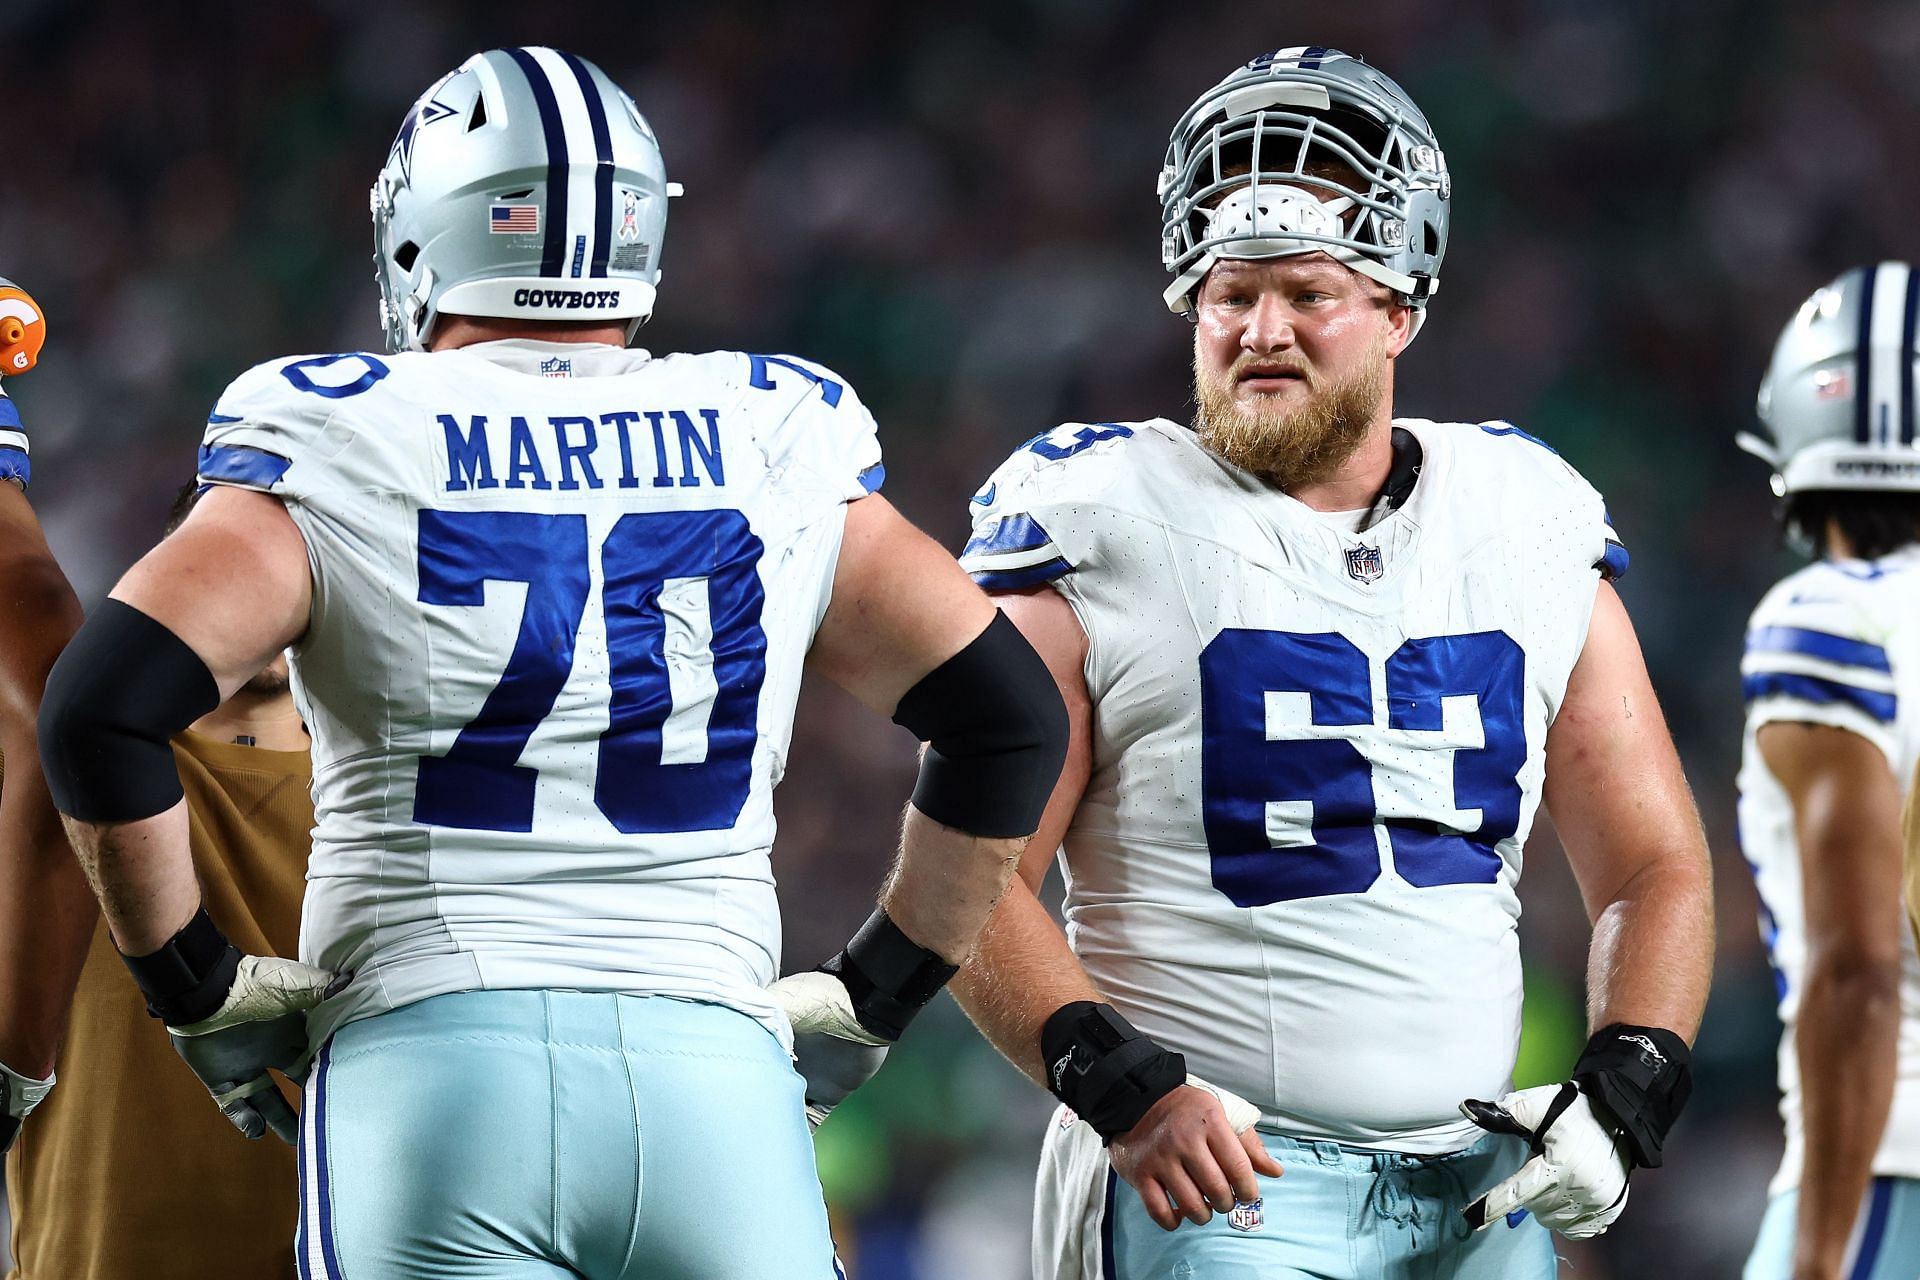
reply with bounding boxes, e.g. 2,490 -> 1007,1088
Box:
391,96 -> 457,182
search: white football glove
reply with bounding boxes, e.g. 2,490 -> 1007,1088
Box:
770,970 -> 891,1130
0,1057 -> 54,1153
168,955 -> 345,1144
1461,1082 -> 1630,1239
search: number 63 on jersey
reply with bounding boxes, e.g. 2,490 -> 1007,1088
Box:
1201,628 -> 1526,907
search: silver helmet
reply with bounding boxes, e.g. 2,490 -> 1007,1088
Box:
371,47 -> 680,352
1741,262 -> 1920,494
1159,47 -> 1449,322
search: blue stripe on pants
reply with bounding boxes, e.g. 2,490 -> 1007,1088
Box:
1745,1176 -> 1920,1279
1853,1178 -> 1895,1278
315,1040 -> 343,1278
1100,1169 -> 1118,1280
296,1077 -> 313,1280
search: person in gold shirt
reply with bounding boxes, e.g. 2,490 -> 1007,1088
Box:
6,487 -> 312,1279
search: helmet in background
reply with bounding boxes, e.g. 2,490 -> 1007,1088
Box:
1742,263 -> 1920,495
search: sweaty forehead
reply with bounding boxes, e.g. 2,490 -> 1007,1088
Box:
1207,254 -> 1359,289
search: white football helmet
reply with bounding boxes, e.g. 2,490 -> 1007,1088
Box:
371,47 -> 681,352
1741,262 -> 1920,494
1160,47 -> 1450,322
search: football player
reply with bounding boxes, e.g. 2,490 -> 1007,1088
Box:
1738,262 -> 1920,1280
942,47 -> 1713,1277
0,281 -> 92,1171
35,49 -> 1065,1277
9,486 -> 316,1280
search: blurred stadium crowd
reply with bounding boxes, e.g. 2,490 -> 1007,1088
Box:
3,0 -> 1919,1274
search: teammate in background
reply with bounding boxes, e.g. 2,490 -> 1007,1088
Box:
35,48 -> 1065,1277
1738,262 -> 1920,1280
934,48 -> 1712,1278
0,281 -> 94,1171
8,487 -> 313,1280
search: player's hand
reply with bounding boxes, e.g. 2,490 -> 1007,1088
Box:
167,955 -> 347,1144
1461,1082 -> 1630,1239
769,969 -> 891,1130
1108,1076 -> 1283,1231
0,1057 -> 54,1154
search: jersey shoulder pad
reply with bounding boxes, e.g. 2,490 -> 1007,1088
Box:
958,420 -> 1153,590
726,351 -> 883,499
1743,564 -> 1898,741
199,352 -> 395,495
1439,418 -> 1628,580
1457,419 -> 1587,484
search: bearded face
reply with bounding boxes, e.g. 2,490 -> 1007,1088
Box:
1193,325 -> 1389,492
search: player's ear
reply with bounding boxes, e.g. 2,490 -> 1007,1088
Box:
1383,299 -> 1416,359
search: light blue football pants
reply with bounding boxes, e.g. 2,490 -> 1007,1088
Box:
294,989 -> 843,1278
1746,1176 -> 1920,1279
1104,1129 -> 1556,1279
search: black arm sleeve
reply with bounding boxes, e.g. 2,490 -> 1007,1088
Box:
38,599 -> 220,822
890,611 -> 1069,838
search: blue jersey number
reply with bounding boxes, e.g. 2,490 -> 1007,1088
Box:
1026,423 -> 1133,461
278,353 -> 391,399
413,508 -> 767,834
1199,629 -> 1524,906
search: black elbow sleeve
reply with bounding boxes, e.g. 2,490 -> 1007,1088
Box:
39,600 -> 220,823
890,611 -> 1069,838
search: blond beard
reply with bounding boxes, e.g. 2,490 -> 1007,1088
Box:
1193,338 -> 1387,492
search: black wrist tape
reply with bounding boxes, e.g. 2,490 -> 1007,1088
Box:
119,906 -> 241,1026
892,612 -> 1068,839
1573,1023 -> 1692,1168
38,599 -> 219,823
819,908 -> 957,1042
1040,1001 -> 1187,1144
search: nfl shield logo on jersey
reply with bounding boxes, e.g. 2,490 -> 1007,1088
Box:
1227,1198 -> 1264,1233
540,356 -> 573,379
1345,544 -> 1383,583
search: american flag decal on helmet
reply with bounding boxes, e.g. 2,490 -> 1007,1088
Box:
490,204 -> 540,234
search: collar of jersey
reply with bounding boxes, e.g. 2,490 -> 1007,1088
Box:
448,338 -> 653,378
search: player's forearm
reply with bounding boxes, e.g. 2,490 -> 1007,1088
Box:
0,745 -> 96,1075
882,806 -> 1026,964
63,803 -> 199,957
1793,948 -> 1901,1270
0,526 -> 92,1072
951,877 -> 1103,1086
1584,848 -> 1713,1041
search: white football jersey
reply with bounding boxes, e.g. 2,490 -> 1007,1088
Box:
962,417 -> 1622,1152
1738,545 -> 1920,1195
197,339 -> 883,1051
